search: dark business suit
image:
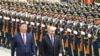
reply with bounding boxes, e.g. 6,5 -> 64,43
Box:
42,34 -> 62,56
11,33 -> 36,56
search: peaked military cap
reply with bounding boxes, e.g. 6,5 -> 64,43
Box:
49,9 -> 52,13
80,13 -> 85,17
95,16 -> 100,20
73,12 -> 78,16
43,8 -> 47,12
67,12 -> 71,16
60,10 -> 64,14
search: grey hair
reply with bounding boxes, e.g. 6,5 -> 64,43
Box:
47,26 -> 56,31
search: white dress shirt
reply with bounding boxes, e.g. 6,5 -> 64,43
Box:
48,34 -> 54,41
21,33 -> 26,42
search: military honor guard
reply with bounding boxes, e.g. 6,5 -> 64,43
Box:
0,1 -> 100,56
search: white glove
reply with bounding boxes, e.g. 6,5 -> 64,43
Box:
73,30 -> 78,35
59,53 -> 62,56
88,33 -> 92,38
81,31 -> 85,35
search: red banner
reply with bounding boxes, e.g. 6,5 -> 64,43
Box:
85,0 -> 93,5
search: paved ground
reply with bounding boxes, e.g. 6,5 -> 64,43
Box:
0,47 -> 11,56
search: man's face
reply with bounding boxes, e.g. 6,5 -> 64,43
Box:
88,18 -> 94,23
94,20 -> 100,25
48,29 -> 55,36
20,24 -> 27,33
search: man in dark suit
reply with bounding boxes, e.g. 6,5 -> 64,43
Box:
42,26 -> 62,56
11,23 -> 36,56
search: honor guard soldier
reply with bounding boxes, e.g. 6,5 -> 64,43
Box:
0,7 -> 3,46
71,12 -> 79,56
86,15 -> 94,56
2,4 -> 9,47
64,13 -> 73,56
6,14 -> 12,49
93,17 -> 100,56
77,14 -> 86,56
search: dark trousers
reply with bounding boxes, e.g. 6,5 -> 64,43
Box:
80,51 -> 84,56
65,47 -> 72,56
6,33 -> 12,48
0,36 -> 1,46
6,38 -> 11,48
94,48 -> 99,56
2,32 -> 6,47
93,42 -> 99,56
0,31 -> 2,45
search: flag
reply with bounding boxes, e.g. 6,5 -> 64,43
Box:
85,0 -> 93,5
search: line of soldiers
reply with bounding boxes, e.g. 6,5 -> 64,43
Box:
0,1 -> 100,56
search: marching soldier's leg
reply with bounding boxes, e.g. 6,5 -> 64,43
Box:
6,22 -> 12,48
84,39 -> 88,56
76,36 -> 81,56
6,38 -> 11,48
0,31 -> 1,46
79,42 -> 84,56
80,49 -> 84,56
1,31 -> 3,46
86,39 -> 92,56
93,42 -> 99,56
2,32 -> 6,47
65,44 -> 72,56
73,42 -> 78,56
64,36 -> 72,56
6,33 -> 11,49
98,42 -> 100,56
5,33 -> 8,48
4,32 -> 8,48
0,19 -> 3,46
89,39 -> 92,56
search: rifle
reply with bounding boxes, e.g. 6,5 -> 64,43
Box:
60,30 -> 65,56
29,25 -> 33,35
34,33 -> 37,47
2,12 -> 7,38
65,22 -> 74,56
72,22 -> 78,56
14,18 -> 18,35
10,14 -> 15,37
5,21 -> 8,33
79,24 -> 86,56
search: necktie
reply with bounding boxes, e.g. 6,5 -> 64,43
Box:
51,36 -> 54,46
23,34 -> 26,45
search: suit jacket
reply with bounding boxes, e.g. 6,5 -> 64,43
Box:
42,34 -> 62,56
11,33 -> 36,56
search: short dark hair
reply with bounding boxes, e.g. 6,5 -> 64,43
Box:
19,23 -> 27,27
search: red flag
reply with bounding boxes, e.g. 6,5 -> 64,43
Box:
85,0 -> 93,5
